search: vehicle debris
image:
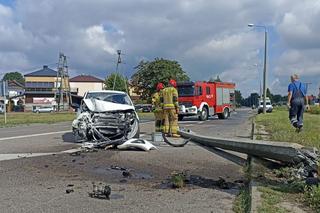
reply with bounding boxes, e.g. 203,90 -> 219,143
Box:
117,139 -> 158,151
122,171 -> 132,178
66,189 -> 74,194
89,182 -> 111,200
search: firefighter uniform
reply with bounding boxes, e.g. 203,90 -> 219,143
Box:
152,91 -> 163,132
161,84 -> 179,137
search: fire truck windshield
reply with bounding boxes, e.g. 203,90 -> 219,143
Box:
178,86 -> 195,97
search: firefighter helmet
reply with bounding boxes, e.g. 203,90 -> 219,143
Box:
169,79 -> 177,88
156,82 -> 164,91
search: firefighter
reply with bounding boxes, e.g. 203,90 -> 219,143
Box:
161,79 -> 180,137
152,83 -> 164,132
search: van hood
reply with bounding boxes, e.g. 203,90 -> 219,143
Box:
83,98 -> 134,112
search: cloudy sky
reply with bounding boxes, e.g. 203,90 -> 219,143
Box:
0,0 -> 319,96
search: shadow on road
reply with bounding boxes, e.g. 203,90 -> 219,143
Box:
62,132 -> 76,143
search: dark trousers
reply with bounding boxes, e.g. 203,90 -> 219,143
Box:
289,98 -> 305,127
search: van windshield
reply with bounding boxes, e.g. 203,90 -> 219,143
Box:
85,92 -> 132,105
178,86 -> 195,97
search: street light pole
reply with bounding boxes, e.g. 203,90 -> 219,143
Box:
263,29 -> 267,114
248,24 -> 268,114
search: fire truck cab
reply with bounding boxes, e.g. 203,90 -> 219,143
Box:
177,81 -> 235,121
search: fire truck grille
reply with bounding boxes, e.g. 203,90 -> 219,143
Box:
179,102 -> 193,108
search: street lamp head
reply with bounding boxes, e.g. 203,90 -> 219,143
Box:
248,23 -> 255,27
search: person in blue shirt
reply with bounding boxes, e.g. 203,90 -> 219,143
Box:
287,74 -> 309,132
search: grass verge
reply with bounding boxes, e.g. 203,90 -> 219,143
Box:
0,112 -> 76,127
257,186 -> 289,213
255,107 -> 320,149
233,187 -> 251,213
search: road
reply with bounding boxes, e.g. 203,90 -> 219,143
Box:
0,108 -> 254,213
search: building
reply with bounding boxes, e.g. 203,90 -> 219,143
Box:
69,75 -> 104,96
7,80 -> 25,112
24,65 -> 69,111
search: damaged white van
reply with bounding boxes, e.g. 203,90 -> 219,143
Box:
72,90 -> 140,147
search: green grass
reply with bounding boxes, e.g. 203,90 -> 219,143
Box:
257,187 -> 288,213
255,107 -> 320,149
233,187 -> 251,213
0,112 -> 76,127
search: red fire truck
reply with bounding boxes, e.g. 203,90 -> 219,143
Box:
177,81 -> 235,121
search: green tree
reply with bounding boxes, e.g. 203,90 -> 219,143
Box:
234,90 -> 243,105
2,72 -> 24,84
104,73 -> 128,92
131,58 -> 189,100
266,88 -> 274,102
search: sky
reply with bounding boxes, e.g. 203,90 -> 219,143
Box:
0,0 -> 319,97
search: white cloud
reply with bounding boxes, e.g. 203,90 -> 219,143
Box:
84,25 -> 117,55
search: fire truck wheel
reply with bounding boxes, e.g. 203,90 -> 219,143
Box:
178,115 -> 184,121
218,108 -> 229,119
199,107 -> 208,121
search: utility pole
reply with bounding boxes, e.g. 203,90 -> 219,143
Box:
113,50 -> 122,90
55,53 -> 71,111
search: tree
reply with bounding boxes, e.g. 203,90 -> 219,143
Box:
2,72 -> 24,84
234,90 -> 243,105
131,58 -> 190,100
104,73 -> 128,92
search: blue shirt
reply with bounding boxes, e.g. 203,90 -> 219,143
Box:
288,80 -> 307,97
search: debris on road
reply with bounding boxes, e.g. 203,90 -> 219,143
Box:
66,189 -> 74,194
110,165 -> 126,171
122,171 -> 132,178
89,182 -> 111,200
117,139 -> 157,151
81,138 -> 157,152
164,171 -> 238,190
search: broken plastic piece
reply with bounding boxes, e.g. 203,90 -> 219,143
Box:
117,139 -> 158,151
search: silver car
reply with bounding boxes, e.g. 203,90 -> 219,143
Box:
33,106 -> 54,113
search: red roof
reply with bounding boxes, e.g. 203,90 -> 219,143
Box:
70,75 -> 104,82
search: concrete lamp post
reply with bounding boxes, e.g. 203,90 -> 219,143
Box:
248,23 -> 268,114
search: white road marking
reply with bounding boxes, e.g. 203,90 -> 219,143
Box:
0,130 -> 70,141
0,148 -> 82,162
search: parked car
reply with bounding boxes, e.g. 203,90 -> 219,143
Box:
142,104 -> 152,112
258,98 -> 273,113
0,105 -> 4,114
33,106 -> 54,113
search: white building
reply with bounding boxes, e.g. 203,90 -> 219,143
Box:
70,75 -> 104,97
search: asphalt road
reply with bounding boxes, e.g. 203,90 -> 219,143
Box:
0,108 -> 254,213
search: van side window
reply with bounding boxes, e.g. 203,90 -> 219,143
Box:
206,87 -> 211,95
